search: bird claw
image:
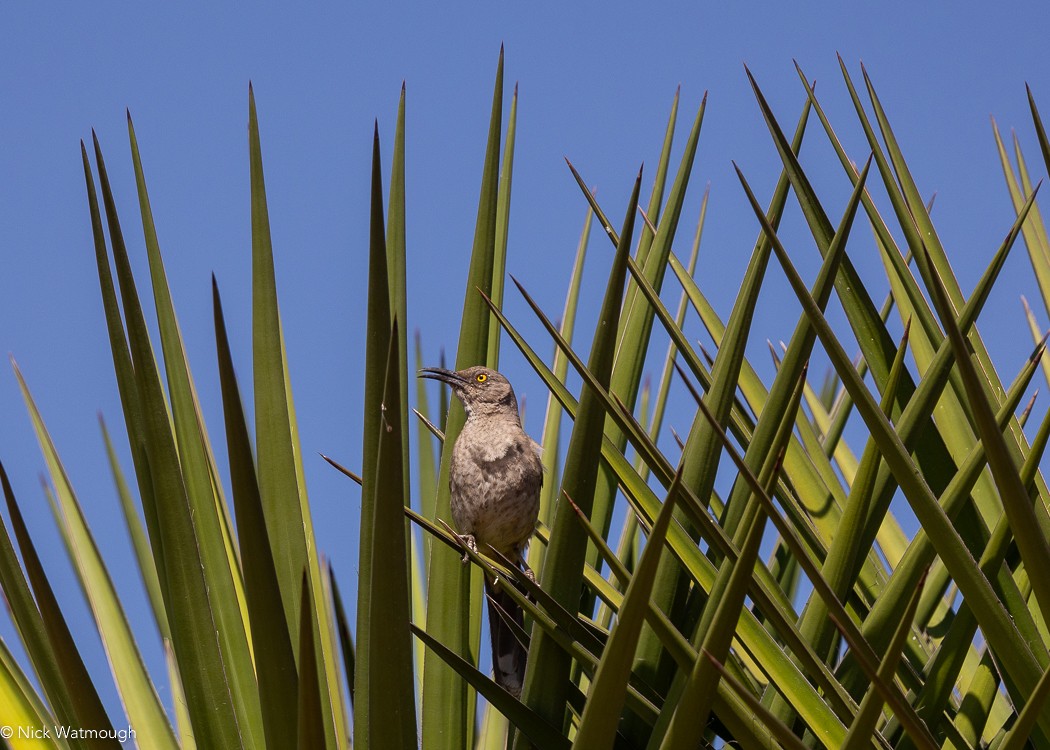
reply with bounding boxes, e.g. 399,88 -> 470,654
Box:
460,534 -> 478,564
522,566 -> 537,603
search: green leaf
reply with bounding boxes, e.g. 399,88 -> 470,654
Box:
668,251 -> 851,570
590,94 -> 706,540
992,119 -> 1050,318
517,166 -> 642,740
214,279 -> 299,748
646,105 -> 826,715
162,639 -> 196,750
848,63 -> 1050,541
487,81 -> 517,365
820,63 -> 1000,531
17,370 -> 178,750
636,86 -> 680,265
385,91 -> 424,701
777,66 -> 965,540
925,246 -> 1050,624
727,152 -> 872,725
646,185 -> 707,453
385,95 -> 427,697
1026,84 -> 1050,188
789,69 -> 1049,693
0,460 -> 114,750
127,113 -> 262,748
661,367 -> 804,750
693,376 -> 873,740
727,185 -> 956,741
248,87 -> 344,748
250,82 -> 306,646
802,99 -> 1041,689
99,417 -> 168,640
532,203 -> 592,571
793,321 -> 911,659
327,567 -> 356,712
899,349 -> 1043,736
0,635 -> 66,750
1022,297 -> 1050,388
841,573 -> 928,750
90,134 -> 249,750
700,653 -> 809,750
998,659 -> 1050,749
569,100 -> 708,743
573,471 -> 682,749
82,138 -> 166,606
753,173 -> 1050,742
388,85 -> 411,516
364,320 -> 417,746
414,331 -> 439,560
422,48 -> 506,750
297,576 -> 326,749
490,287 -> 859,742
356,121 -> 392,749
413,624 -> 570,750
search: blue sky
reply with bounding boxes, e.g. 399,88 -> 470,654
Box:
2,2 -> 1049,728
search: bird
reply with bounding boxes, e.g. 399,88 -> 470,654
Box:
418,365 -> 543,697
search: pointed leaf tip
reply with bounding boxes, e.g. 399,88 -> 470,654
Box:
1035,330 -> 1050,360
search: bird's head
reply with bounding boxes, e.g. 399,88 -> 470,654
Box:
418,365 -> 519,419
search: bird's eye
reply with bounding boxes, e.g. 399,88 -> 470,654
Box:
476,373 -> 488,383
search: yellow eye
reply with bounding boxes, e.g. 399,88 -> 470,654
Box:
476,373 -> 488,383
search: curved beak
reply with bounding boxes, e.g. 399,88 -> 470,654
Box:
418,367 -> 468,388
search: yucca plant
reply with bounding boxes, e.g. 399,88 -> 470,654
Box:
2,48 -> 1050,749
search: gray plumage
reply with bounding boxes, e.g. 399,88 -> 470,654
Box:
418,365 -> 542,696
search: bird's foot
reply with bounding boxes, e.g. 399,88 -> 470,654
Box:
460,534 -> 478,565
522,566 -> 537,602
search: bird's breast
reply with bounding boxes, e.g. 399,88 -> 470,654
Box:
448,423 -> 542,556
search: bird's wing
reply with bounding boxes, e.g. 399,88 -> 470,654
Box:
530,438 -> 545,487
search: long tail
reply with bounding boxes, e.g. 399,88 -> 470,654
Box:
485,577 -> 528,697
